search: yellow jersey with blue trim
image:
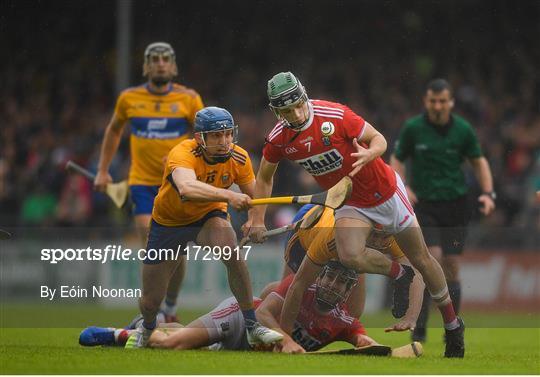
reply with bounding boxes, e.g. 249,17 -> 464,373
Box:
114,83 -> 204,185
298,206 -> 405,265
152,139 -> 255,226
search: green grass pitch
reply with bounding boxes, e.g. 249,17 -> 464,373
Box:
1,305 -> 539,374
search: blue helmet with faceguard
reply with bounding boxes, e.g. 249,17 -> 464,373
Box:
194,107 -> 238,162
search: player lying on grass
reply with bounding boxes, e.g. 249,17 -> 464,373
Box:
259,204 -> 425,334
79,261 -> 377,353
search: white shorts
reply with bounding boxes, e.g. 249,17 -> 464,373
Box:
199,296 -> 253,351
335,172 -> 415,234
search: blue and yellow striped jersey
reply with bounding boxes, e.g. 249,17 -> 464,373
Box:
152,139 -> 255,226
114,83 -> 204,185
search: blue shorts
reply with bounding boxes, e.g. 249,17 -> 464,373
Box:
130,185 -> 160,215
144,210 -> 229,264
282,204 -> 314,273
284,233 -> 307,273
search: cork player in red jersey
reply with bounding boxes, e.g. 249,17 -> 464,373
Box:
243,72 -> 465,358
79,261 -> 375,353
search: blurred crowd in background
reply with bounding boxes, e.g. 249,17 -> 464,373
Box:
1,1 -> 539,248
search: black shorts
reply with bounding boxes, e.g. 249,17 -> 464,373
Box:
145,210 -> 229,264
415,195 -> 472,255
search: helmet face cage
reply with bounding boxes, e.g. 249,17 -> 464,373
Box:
268,73 -> 311,130
144,42 -> 176,64
196,125 -> 239,163
143,42 -> 177,78
315,261 -> 359,311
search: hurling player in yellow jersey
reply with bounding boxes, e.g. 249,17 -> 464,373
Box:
262,204 -> 425,338
125,107 -> 283,348
95,42 -> 203,321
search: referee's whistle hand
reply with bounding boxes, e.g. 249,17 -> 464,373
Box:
478,195 -> 495,216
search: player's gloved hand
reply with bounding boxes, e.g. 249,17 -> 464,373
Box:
94,171 -> 113,192
384,317 -> 416,333
227,192 -> 252,211
278,339 -> 306,354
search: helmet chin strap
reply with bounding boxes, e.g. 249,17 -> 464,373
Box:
208,151 -> 233,163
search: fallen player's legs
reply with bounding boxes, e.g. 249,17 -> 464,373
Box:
196,216 -> 283,346
148,320 -> 211,350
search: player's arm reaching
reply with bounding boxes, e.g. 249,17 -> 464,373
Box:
349,122 -> 387,177
256,291 -> 306,354
339,323 -> 376,348
243,157 -> 279,241
95,114 -> 126,191
279,257 -> 323,337
171,168 -> 252,211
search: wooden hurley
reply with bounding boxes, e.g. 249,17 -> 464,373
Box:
307,342 -> 423,358
66,160 -> 129,209
251,176 -> 352,209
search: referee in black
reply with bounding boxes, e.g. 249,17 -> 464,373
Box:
390,78 -> 495,343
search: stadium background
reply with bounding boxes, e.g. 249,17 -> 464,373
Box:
1,0 -> 539,325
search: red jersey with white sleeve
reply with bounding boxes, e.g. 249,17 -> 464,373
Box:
263,99 -> 396,207
273,274 -> 366,352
